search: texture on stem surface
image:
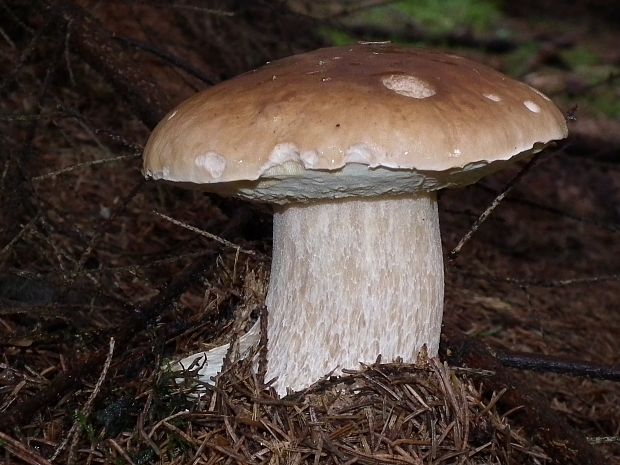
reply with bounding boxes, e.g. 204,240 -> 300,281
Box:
266,195 -> 443,394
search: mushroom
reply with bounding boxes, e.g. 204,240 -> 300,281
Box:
144,43 -> 567,396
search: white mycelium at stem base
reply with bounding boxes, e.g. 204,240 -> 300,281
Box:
265,194 -> 444,395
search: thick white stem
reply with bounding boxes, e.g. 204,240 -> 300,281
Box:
266,194 -> 444,395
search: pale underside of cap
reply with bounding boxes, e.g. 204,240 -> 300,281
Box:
143,43 -> 567,203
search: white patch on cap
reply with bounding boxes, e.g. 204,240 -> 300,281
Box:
263,143 -> 301,171
194,152 -> 226,179
449,148 -> 462,158
145,166 -> 171,180
345,143 -> 375,165
483,93 -> 501,102
167,110 -> 178,120
524,100 -> 541,113
300,150 -> 320,168
382,75 -> 435,99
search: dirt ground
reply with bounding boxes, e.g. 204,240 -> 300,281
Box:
0,1 -> 618,464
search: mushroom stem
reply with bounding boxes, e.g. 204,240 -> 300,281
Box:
266,193 -> 444,395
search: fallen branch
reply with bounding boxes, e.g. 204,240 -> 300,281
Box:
441,322 -> 605,465
495,349 -> 620,381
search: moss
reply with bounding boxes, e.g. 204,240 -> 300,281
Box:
584,80 -> 620,119
322,0 -> 504,48
395,0 -> 502,35
561,46 -> 601,70
320,27 -> 356,46
504,41 -> 541,76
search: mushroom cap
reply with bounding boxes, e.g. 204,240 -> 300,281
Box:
143,43 -> 567,203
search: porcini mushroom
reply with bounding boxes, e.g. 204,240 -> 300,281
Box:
144,43 -> 567,396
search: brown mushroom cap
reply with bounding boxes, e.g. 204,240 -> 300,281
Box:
143,43 -> 567,202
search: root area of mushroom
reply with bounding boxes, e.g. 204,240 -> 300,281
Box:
266,193 -> 444,395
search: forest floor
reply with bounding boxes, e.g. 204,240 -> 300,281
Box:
0,1 -> 618,464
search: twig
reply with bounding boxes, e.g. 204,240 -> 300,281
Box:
454,269 -> 620,288
107,439 -> 137,465
0,212 -> 40,258
0,16 -> 54,93
58,104 -> 119,154
166,3 -> 234,16
501,273 -> 620,287
31,154 -> 140,181
63,19 -> 76,86
41,0 -> 173,128
0,431 -> 53,465
343,23 -> 518,53
257,306 -> 269,387
0,111 -> 65,122
0,0 -> 34,33
477,387 -> 507,417
72,180 -> 145,276
0,34 -> 63,248
63,250 -> 214,279
94,128 -> 144,153
191,431 -> 217,464
65,338 -> 115,464
495,349 -> 620,381
114,36 -> 216,85
588,436 -> 620,445
163,421 -> 197,445
147,411 -> 193,439
449,150 -> 557,260
137,393 -> 161,457
153,210 -> 262,258
0,24 -> 15,48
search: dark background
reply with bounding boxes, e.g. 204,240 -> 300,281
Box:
0,1 -> 618,463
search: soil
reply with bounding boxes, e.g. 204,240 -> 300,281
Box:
0,1 -> 618,464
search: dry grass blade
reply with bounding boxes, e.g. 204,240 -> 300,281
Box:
449,147 -> 564,259
0,431 -> 54,465
149,358 -> 549,464
153,210 -> 262,258
31,154 -> 140,181
1,1 -> 618,464
51,337 -> 115,462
